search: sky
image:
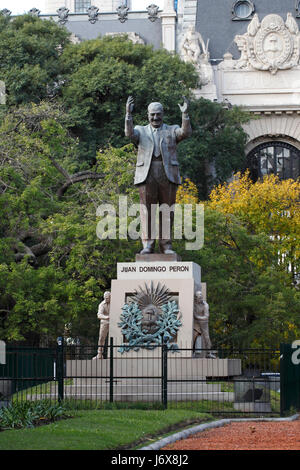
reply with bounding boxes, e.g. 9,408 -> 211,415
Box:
0,0 -> 45,15
0,1 -> 165,15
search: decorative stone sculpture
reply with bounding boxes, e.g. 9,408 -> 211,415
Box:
57,7 -> 69,25
180,24 -> 214,87
0,9 -> 11,17
105,32 -> 145,45
29,8 -> 40,16
93,291 -> 111,359
125,97 -> 192,255
193,291 -> 215,358
147,4 -> 159,22
181,24 -> 202,65
117,4 -> 129,23
70,33 -> 81,44
233,13 -> 300,74
87,6 -> 99,24
118,282 -> 182,353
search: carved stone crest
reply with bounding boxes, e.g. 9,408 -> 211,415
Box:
147,4 -> 159,22
57,7 -> 69,25
117,4 -> 129,23
87,5 -> 99,24
234,13 -> 300,74
29,8 -> 40,17
0,9 -> 11,17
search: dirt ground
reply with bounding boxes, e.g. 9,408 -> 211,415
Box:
163,418 -> 300,450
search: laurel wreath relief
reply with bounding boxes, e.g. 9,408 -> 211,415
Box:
118,300 -> 182,353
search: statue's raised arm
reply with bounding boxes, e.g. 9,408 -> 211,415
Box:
176,96 -> 192,142
125,96 -> 139,142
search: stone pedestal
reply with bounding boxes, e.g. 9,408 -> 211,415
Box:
109,259 -> 203,357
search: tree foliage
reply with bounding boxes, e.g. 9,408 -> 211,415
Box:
0,102 -> 137,343
0,15 -> 250,193
0,14 -> 70,105
177,98 -> 251,198
178,205 -> 300,349
209,172 -> 300,277
1,14 -> 292,348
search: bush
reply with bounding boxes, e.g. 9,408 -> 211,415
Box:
0,400 -> 69,430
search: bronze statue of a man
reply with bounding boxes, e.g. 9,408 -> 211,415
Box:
125,96 -> 192,255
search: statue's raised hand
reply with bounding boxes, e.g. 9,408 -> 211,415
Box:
178,96 -> 189,114
126,96 -> 135,114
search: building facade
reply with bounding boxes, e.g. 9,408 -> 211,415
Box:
3,0 -> 300,180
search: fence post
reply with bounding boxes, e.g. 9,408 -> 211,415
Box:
56,337 -> 64,403
109,337 -> 114,403
161,343 -> 168,409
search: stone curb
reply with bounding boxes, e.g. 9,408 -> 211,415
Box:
139,413 -> 300,450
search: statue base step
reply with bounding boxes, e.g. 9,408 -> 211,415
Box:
135,253 -> 182,262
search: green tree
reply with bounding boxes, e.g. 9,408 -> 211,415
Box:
179,208 -> 300,349
0,102 -> 137,344
177,98 -> 251,199
59,35 -> 198,161
0,15 -> 250,193
0,14 -> 70,105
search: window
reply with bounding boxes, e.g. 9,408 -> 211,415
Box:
247,142 -> 300,181
232,0 -> 255,20
75,0 -> 91,13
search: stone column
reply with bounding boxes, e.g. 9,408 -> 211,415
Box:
160,0 -> 177,52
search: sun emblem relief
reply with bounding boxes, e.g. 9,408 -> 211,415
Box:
118,282 -> 182,353
234,13 -> 300,74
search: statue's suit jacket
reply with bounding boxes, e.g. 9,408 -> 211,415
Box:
125,115 -> 192,185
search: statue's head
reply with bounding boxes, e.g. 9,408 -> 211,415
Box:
148,102 -> 164,128
195,291 -> 204,303
104,291 -> 111,303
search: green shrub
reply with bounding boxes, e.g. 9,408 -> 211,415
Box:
0,400 -> 69,429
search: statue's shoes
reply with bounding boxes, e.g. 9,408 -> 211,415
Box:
140,248 -> 154,254
163,249 -> 176,255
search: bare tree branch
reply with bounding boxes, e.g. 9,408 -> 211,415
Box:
57,172 -> 103,198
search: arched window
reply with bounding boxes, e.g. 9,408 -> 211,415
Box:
247,141 -> 300,181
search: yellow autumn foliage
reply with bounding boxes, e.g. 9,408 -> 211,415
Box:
209,171 -> 300,270
176,178 -> 199,204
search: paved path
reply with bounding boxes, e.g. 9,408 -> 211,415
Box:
140,414 -> 300,451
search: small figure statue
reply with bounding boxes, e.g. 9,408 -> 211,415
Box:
193,291 -> 216,358
181,25 -> 214,86
181,24 -> 202,64
93,291 -> 111,359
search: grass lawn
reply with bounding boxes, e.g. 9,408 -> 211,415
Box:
0,409 -> 212,450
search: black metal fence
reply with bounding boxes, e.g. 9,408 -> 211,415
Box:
0,340 -> 286,416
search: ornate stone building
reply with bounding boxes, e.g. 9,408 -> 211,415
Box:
4,0 -> 300,180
